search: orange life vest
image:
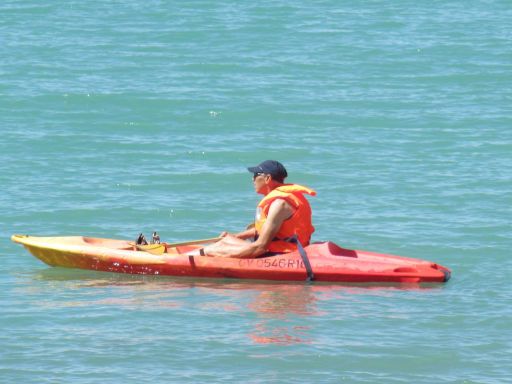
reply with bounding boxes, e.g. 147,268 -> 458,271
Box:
254,184 -> 316,253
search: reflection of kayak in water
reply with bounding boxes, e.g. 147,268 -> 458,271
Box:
11,234 -> 451,283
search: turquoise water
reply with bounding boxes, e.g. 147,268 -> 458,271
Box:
1,1 -> 511,382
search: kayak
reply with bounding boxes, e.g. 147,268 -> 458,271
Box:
11,234 -> 451,283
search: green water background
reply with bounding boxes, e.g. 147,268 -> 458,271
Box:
1,1 -> 511,383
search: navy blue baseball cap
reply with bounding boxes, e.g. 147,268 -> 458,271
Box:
247,160 -> 288,181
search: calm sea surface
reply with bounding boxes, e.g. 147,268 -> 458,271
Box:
1,1 -> 511,383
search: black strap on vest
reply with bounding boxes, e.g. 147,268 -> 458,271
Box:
285,235 -> 314,282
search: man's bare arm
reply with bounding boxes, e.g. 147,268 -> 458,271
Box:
203,199 -> 294,258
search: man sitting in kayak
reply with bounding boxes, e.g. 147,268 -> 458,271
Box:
194,160 -> 316,258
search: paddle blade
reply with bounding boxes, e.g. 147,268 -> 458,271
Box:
135,244 -> 166,255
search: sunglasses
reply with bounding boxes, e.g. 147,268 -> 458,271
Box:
253,172 -> 266,180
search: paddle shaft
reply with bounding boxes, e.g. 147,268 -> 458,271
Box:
164,237 -> 222,248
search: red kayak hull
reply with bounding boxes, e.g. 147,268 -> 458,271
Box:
11,235 -> 451,283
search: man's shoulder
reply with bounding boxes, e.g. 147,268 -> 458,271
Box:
268,198 -> 295,214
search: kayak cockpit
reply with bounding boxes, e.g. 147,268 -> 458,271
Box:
319,242 -> 358,258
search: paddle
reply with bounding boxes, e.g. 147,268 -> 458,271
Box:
133,243 -> 166,255
131,237 -> 221,255
164,237 -> 222,248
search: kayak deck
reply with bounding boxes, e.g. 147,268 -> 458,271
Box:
11,234 -> 451,283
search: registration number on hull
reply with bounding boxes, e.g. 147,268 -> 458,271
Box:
238,258 -> 305,269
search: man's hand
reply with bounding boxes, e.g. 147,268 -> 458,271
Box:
219,228 -> 257,240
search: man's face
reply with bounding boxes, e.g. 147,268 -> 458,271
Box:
252,173 -> 269,194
